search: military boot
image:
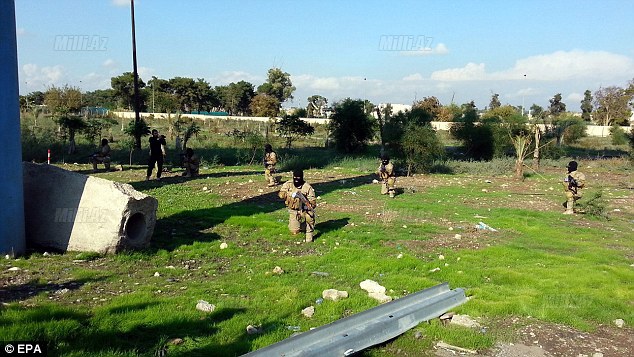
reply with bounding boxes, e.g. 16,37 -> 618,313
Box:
305,232 -> 313,242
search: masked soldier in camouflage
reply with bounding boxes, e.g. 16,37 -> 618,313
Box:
562,160 -> 586,214
264,144 -> 278,187
378,155 -> 396,198
278,169 -> 316,242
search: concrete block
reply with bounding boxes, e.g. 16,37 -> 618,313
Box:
23,162 -> 158,253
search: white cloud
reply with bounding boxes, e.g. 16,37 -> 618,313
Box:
213,71 -> 261,85
431,62 -> 487,81
102,59 -> 117,69
402,73 -> 423,81
400,43 -> 449,57
111,0 -> 130,7
566,92 -> 584,103
21,63 -> 65,90
432,50 -> 634,82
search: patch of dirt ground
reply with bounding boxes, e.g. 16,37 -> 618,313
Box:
435,317 -> 633,357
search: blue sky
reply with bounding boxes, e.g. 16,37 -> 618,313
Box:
15,0 -> 634,111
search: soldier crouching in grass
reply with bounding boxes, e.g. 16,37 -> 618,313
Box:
264,143 -> 278,187
378,154 -> 396,198
278,169 -> 316,242
562,160 -> 586,214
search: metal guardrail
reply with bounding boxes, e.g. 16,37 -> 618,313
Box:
243,282 -> 467,357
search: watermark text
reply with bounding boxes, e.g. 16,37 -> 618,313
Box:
378,35 -> 433,51
53,35 -> 108,51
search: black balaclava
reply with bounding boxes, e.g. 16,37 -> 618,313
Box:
293,169 -> 304,188
567,161 -> 577,173
265,144 -> 272,153
186,148 -> 194,158
381,154 -> 390,166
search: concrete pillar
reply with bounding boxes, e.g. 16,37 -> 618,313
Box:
0,0 -> 26,256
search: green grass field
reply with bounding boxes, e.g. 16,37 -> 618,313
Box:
2,154 -> 633,356
4,113 -> 634,356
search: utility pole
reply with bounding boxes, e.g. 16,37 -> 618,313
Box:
131,0 -> 141,148
0,0 -> 26,255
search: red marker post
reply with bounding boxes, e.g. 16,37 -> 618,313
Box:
47,149 -> 51,164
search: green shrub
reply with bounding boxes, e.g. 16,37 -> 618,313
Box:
609,125 -> 629,145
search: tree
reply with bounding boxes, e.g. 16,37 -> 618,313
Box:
249,94 -> 279,117
123,118 -> 151,159
509,130 -> 532,180
169,76 -> 197,112
530,104 -> 545,121
329,98 -> 375,153
306,95 -> 328,117
83,89 -> 118,109
412,96 -> 442,120
45,85 -> 84,154
217,81 -> 255,115
111,72 -> 145,110
437,103 -> 461,122
548,93 -> 566,117
276,114 -> 315,148
44,85 -> 82,114
593,86 -> 633,126
257,68 -> 296,104
401,125 -> 444,175
580,90 -> 593,121
82,116 -> 117,146
450,103 -> 494,160
489,93 -> 501,110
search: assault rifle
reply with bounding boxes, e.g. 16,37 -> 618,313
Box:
293,191 -> 315,214
565,175 -> 579,194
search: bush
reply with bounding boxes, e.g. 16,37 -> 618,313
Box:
577,190 -> 609,219
401,124 -> 445,174
609,125 -> 629,145
329,98 -> 375,153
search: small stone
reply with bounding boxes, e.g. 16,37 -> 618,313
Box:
397,253 -> 403,259
448,227 -> 454,231
438,254 -> 445,260
402,225 -> 407,228
153,272 -> 160,277
196,300 -> 216,313
202,186 -> 208,191
429,267 -> 440,272
301,306 -> 315,318
4,254 -> 10,259
359,279 -> 386,294
414,331 -> 423,339
43,252 -> 50,256
248,179 -> 253,183
168,338 -> 184,345
613,209 -> 621,212
482,189 -> 488,193
592,353 -> 604,357
454,234 -> 462,240
220,242 -> 228,249
372,179 -> 379,184
55,288 -> 70,295
614,319 -> 625,328
368,292 -> 392,303
7,267 -> 21,271
439,312 -> 455,320
258,189 -> 264,193
322,289 -> 349,301
272,266 -> 284,275
246,325 -> 262,335
450,314 -> 481,328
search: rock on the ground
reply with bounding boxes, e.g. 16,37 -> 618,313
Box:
220,242 -> 228,249
368,292 -> 393,303
196,300 -> 216,312
614,319 -> 625,328
301,306 -> 315,318
359,279 -> 386,294
272,266 -> 284,275
246,325 -> 262,335
450,314 -> 481,328
322,289 -> 349,301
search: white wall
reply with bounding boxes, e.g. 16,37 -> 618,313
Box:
113,112 -> 633,137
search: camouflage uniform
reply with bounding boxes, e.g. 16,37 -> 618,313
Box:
562,161 -> 586,214
182,148 -> 200,177
264,144 -> 278,187
278,170 -> 316,242
378,156 -> 396,198
91,139 -> 111,172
